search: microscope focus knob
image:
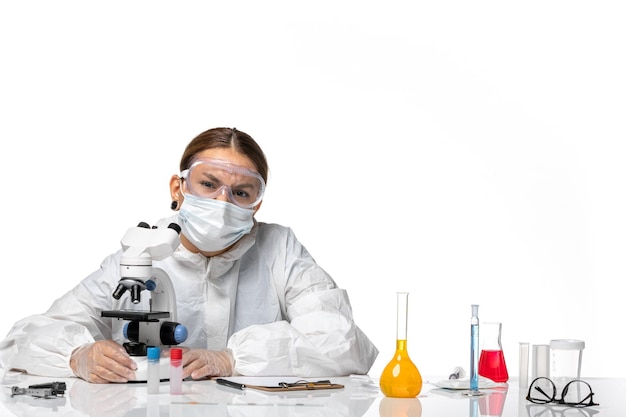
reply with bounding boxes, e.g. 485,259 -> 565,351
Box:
160,321 -> 188,345
123,321 -> 188,346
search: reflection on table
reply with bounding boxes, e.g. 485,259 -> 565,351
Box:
1,371 -> 620,417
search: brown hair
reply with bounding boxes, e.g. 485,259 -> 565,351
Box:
179,127 -> 269,184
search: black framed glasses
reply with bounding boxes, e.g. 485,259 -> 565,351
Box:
526,377 -> 599,408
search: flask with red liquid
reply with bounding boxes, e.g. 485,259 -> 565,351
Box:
478,322 -> 509,383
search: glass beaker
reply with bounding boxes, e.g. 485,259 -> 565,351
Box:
478,322 -> 509,383
379,292 -> 423,398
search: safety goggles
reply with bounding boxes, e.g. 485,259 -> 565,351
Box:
180,158 -> 265,209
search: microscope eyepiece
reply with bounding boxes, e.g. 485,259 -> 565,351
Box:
167,223 -> 181,234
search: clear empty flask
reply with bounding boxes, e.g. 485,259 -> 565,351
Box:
379,292 -> 422,397
478,322 -> 509,383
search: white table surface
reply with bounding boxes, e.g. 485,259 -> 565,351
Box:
0,371 -> 620,417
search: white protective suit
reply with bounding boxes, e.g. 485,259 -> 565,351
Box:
0,216 -> 378,378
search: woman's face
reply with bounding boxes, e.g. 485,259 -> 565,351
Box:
169,147 -> 262,256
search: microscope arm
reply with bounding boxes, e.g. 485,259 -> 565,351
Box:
147,267 -> 178,322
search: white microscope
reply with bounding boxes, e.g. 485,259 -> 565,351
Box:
101,221 -> 188,382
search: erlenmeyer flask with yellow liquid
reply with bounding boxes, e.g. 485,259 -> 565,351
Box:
379,292 -> 422,398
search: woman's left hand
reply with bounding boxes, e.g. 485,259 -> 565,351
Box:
166,348 -> 234,379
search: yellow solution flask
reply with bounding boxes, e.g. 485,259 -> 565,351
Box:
379,292 -> 423,398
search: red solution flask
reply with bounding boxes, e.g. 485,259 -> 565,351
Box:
478,322 -> 509,383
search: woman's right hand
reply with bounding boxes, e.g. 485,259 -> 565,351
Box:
70,340 -> 137,383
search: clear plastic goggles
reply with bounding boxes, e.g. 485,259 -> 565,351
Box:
180,158 -> 265,209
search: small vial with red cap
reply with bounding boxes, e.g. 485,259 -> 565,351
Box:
169,348 -> 183,395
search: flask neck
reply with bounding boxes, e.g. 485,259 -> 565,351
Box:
395,339 -> 409,352
395,292 -> 409,340
482,322 -> 504,350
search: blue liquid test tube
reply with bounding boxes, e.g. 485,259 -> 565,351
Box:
470,304 -> 479,393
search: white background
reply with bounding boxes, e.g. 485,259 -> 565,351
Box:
1,1 -> 624,381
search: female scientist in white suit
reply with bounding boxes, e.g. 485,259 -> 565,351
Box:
0,127 -> 378,383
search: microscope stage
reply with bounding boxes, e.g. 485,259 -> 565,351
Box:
101,310 -> 170,321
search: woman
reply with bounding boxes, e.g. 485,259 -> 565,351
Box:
0,127 -> 378,383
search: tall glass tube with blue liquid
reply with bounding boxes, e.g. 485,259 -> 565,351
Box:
470,304 -> 480,394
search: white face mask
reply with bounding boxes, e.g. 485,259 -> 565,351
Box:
178,193 -> 255,252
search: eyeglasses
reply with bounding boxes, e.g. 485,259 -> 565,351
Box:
526,377 -> 599,408
181,158 -> 265,209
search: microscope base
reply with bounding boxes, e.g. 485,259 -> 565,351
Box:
130,356 -> 172,382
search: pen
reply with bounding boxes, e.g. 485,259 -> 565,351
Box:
216,378 -> 245,390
